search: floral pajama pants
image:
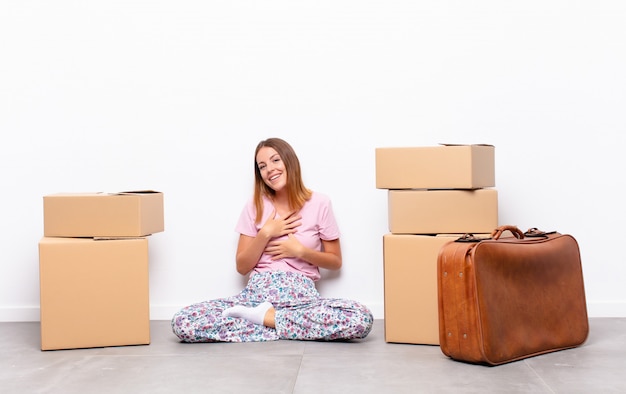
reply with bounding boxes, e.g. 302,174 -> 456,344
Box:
171,271 -> 374,342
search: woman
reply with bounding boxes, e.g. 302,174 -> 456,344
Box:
171,138 -> 373,342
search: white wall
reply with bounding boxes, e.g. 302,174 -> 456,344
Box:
1,1 -> 625,322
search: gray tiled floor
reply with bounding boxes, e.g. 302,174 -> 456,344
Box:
1,318 -> 624,393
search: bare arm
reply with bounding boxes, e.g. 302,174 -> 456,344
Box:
302,238 -> 342,270
235,233 -> 271,275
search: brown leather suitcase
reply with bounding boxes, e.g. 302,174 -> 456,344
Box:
437,225 -> 589,366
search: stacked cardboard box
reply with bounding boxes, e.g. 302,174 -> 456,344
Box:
376,145 -> 497,345
38,191 -> 164,350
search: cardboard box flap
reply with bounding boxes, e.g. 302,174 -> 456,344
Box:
117,190 -> 161,195
439,143 -> 494,147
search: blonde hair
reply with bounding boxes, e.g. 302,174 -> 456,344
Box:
253,138 -> 312,224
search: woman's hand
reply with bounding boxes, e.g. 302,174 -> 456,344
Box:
259,209 -> 301,239
265,234 -> 304,260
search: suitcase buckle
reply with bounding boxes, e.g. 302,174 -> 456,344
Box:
524,228 -> 557,238
456,234 -> 483,243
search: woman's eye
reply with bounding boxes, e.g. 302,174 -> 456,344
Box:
258,164 -> 266,171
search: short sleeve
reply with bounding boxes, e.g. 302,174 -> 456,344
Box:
235,198 -> 259,237
316,193 -> 341,241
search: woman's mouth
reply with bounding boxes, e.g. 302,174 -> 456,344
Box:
269,173 -> 281,182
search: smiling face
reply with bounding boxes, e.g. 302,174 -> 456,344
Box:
256,146 -> 287,192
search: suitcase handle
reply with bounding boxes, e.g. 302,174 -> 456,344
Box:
490,225 -> 525,240
457,226 -> 553,243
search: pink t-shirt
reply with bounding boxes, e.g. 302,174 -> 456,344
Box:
235,192 -> 340,281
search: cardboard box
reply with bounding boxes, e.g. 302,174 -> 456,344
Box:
388,188 -> 498,234
383,234 -> 467,344
43,191 -> 164,237
376,144 -> 495,189
39,237 -> 150,350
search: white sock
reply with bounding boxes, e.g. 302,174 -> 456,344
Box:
222,301 -> 273,325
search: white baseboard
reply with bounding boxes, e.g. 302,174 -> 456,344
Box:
1,301 -> 623,322
586,301 -> 626,318
0,307 -> 40,322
